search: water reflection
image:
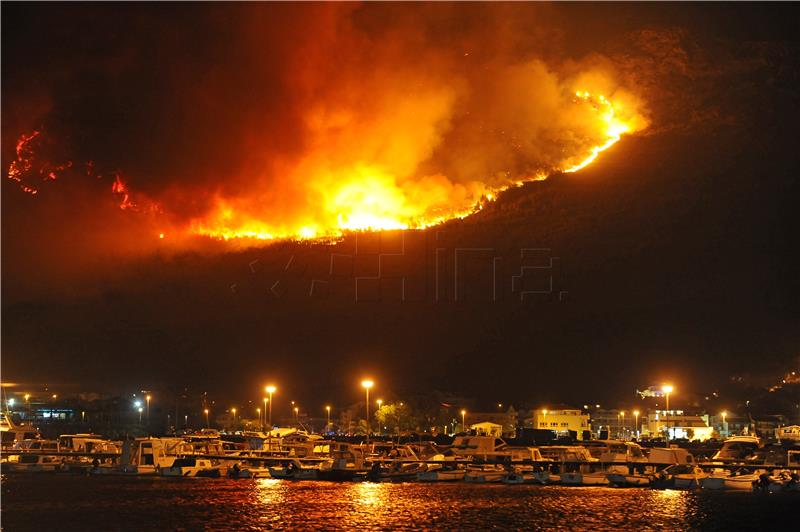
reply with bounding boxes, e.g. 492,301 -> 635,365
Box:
350,481 -> 387,508
2,477 -> 797,531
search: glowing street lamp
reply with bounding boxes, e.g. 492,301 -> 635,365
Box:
146,394 -> 151,423
721,411 -> 728,437
461,409 -> 467,432
293,406 -> 299,421
662,385 -> 674,440
184,414 -> 188,427
620,411 -> 626,439
138,407 -> 144,424
361,380 -> 374,437
265,386 -> 276,427
633,410 -> 640,437
257,407 -> 261,428
542,409 -> 548,429
204,408 -> 210,428
325,405 -> 331,429
231,407 -> 237,422
662,385 -> 673,410
376,399 -> 383,409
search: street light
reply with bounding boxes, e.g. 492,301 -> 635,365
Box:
293,406 -> 299,421
461,409 -> 467,433
542,409 -> 548,429
146,395 -> 151,424
325,405 -> 331,429
138,407 -> 143,424
376,399 -> 383,409
265,386 -> 276,427
620,411 -> 626,439
184,414 -> 188,428
204,408 -> 210,428
257,407 -> 261,428
633,410 -> 640,438
231,407 -> 237,425
721,411 -> 728,437
662,385 -> 674,440
361,380 -> 374,437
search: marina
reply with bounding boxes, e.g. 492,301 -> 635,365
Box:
3,424 -> 800,493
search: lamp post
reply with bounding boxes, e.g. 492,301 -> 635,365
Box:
293,406 -> 299,422
325,405 -> 331,431
231,407 -> 237,429
542,409 -> 548,429
266,386 -> 276,427
461,409 -> 467,433
633,410 -> 640,438
662,385 -> 674,440
257,408 -> 262,429
138,407 -> 143,424
184,414 -> 188,428
204,408 -> 210,428
361,380 -> 374,438
146,394 -> 151,424
721,411 -> 728,437
620,411 -> 626,439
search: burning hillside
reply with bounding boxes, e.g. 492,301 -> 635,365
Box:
3,4 -> 650,248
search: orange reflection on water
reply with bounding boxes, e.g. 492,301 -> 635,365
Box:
349,481 -> 388,508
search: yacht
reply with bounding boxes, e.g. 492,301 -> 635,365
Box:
710,435 -> 760,462
607,446 -> 694,488
539,446 -> 603,485
1,413 -> 39,449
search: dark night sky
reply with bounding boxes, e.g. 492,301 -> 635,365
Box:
2,3 -> 798,409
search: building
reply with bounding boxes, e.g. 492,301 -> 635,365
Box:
642,410 -> 713,441
705,413 -> 749,438
589,409 -> 637,440
529,407 -> 590,440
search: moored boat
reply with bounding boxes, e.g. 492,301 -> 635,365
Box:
160,458 -> 221,477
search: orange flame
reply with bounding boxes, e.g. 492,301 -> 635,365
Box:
189,87 -> 646,242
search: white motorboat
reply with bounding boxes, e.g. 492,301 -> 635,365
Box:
700,472 -> 728,490
268,460 -> 321,480
417,467 -> 465,482
501,470 -> 537,484
160,458 -> 221,477
4,453 -> 62,472
227,463 -> 271,478
464,464 -> 506,483
531,471 -> 560,485
723,473 -> 759,491
607,473 -> 650,487
672,466 -> 707,489
560,471 -> 609,486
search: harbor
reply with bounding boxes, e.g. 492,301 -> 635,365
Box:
4,413 -> 800,492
